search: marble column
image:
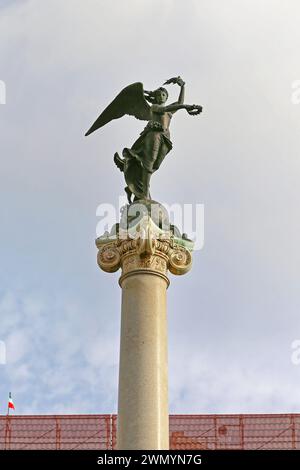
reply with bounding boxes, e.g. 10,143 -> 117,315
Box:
96,201 -> 193,450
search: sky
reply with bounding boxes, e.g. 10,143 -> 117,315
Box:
0,0 -> 300,415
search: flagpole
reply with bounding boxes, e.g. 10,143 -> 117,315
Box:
7,392 -> 12,416
5,392 -> 11,451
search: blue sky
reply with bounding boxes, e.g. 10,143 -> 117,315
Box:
0,0 -> 300,415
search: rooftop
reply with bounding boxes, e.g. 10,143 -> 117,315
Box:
1,414 -> 300,450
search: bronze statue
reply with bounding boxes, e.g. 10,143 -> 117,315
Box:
85,77 -> 202,203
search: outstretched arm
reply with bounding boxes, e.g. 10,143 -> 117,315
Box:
162,103 -> 202,114
163,103 -> 188,112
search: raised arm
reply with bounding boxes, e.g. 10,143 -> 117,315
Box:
164,77 -> 202,114
164,76 -> 185,112
150,76 -> 203,115
177,77 -> 185,104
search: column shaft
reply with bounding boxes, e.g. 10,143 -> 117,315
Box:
117,272 -> 169,450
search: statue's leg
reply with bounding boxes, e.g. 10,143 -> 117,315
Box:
142,170 -> 151,199
122,132 -> 160,201
138,132 -> 160,200
143,133 -> 160,172
125,186 -> 132,204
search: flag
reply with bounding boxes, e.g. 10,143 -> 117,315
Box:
8,392 -> 15,410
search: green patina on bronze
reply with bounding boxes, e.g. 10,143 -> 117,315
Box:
85,77 -> 202,202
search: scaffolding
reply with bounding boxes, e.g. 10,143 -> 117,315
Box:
0,414 -> 299,450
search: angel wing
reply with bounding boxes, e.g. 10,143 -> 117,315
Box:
85,82 -> 151,136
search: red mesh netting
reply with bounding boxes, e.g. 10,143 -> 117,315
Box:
0,414 -> 299,450
169,414 -> 300,450
0,415 -> 111,450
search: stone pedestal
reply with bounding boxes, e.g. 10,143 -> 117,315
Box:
96,200 -> 194,450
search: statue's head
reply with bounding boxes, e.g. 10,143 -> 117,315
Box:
145,87 -> 168,105
154,87 -> 168,104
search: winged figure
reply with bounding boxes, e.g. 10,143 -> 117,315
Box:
85,77 -> 202,203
